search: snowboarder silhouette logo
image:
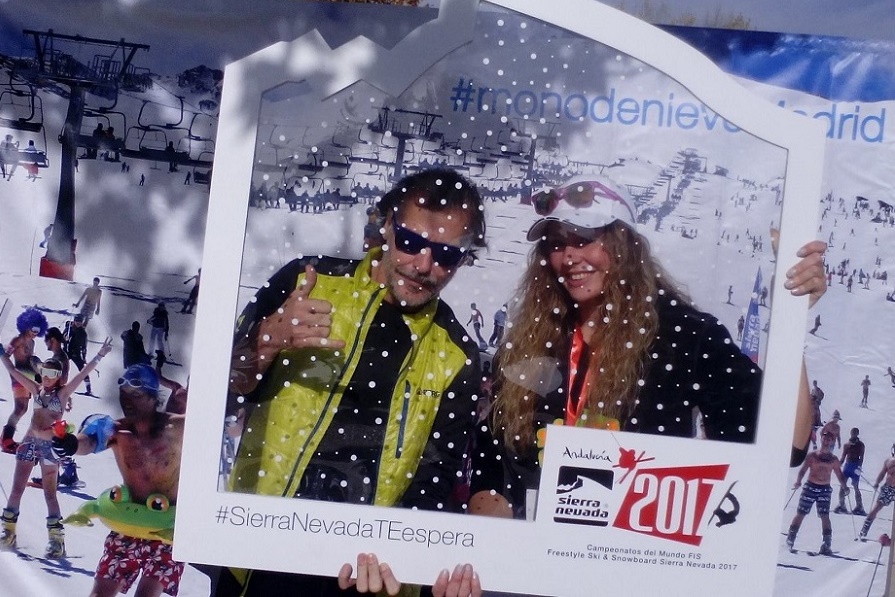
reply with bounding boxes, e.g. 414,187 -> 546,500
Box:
710,482 -> 740,527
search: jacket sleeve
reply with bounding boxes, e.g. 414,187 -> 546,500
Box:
228,258 -> 310,402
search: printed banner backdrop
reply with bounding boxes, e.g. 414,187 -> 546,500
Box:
0,1 -> 890,596
179,0 -> 823,594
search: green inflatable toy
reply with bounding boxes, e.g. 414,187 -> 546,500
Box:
63,485 -> 175,544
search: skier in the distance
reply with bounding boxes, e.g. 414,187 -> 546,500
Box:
786,428 -> 846,555
834,427 -> 865,515
859,446 -> 895,540
860,374 -> 871,408
466,302 -> 487,351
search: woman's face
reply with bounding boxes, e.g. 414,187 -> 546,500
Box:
545,223 -> 612,314
40,366 -> 63,389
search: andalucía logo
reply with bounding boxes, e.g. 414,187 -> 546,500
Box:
613,464 -> 730,546
554,466 -> 615,526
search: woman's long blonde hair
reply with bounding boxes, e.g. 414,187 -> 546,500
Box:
492,221 -> 687,452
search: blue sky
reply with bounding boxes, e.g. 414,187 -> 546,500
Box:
602,0 -> 895,42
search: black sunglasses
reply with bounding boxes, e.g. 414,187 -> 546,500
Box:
392,218 -> 468,267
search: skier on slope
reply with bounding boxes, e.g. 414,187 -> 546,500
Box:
786,428 -> 847,555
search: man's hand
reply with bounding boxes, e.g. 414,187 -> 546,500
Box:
785,240 -> 827,309
338,553 -> 401,595
52,433 -> 78,458
255,265 -> 347,365
770,229 -> 827,309
433,564 -> 481,597
97,337 -> 113,358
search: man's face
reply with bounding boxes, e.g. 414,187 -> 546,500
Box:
821,431 -> 836,450
376,201 -> 472,311
119,387 -> 158,419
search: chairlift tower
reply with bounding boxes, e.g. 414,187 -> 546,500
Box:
18,29 -> 149,280
368,107 -> 443,181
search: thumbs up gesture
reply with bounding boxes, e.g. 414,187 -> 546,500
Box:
255,265 -> 347,365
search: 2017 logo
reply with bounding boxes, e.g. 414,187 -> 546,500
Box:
613,464 -> 729,546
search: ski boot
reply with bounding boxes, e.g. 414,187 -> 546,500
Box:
155,350 -> 167,370
1,425 -> 18,454
58,457 -> 80,487
818,531 -> 832,556
860,518 -> 872,540
833,505 -> 848,514
785,525 -> 798,549
852,506 -> 867,516
1,508 -> 18,550
45,516 -> 65,558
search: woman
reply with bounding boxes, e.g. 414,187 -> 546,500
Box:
0,336 -> 112,557
479,175 -> 825,517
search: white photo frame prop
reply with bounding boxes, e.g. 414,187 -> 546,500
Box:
177,0 -> 825,594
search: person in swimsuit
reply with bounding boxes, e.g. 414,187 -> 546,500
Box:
0,337 -> 111,557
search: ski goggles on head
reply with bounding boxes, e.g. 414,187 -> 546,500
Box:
392,217 -> 469,267
532,180 -> 612,216
40,366 -> 62,379
533,179 -> 635,219
527,177 -> 637,242
117,364 -> 159,393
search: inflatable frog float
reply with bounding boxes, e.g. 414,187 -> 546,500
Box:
63,484 -> 175,544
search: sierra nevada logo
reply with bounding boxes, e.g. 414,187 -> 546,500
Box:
554,466 -> 615,526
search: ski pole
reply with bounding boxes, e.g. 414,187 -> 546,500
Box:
784,485 -> 799,510
866,534 -> 891,597
845,488 -> 858,539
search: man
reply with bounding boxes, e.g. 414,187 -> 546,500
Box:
64,314 -> 93,396
834,427 -> 865,515
220,169 -> 486,595
860,374 -> 871,407
147,302 -> 170,364
2,308 -> 47,453
73,277 -> 103,326
43,327 -> 70,386
466,302 -> 487,350
859,445 -> 895,540
809,314 -> 821,335
809,380 -> 824,448
362,206 -> 384,252
822,410 -> 842,450
180,269 -> 201,314
786,428 -> 846,555
488,304 -> 507,348
54,364 -> 185,597
121,321 -> 150,368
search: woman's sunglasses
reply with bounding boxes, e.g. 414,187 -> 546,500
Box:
392,218 -> 468,267
532,180 -> 628,217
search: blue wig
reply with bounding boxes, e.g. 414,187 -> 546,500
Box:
16,307 -> 48,337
